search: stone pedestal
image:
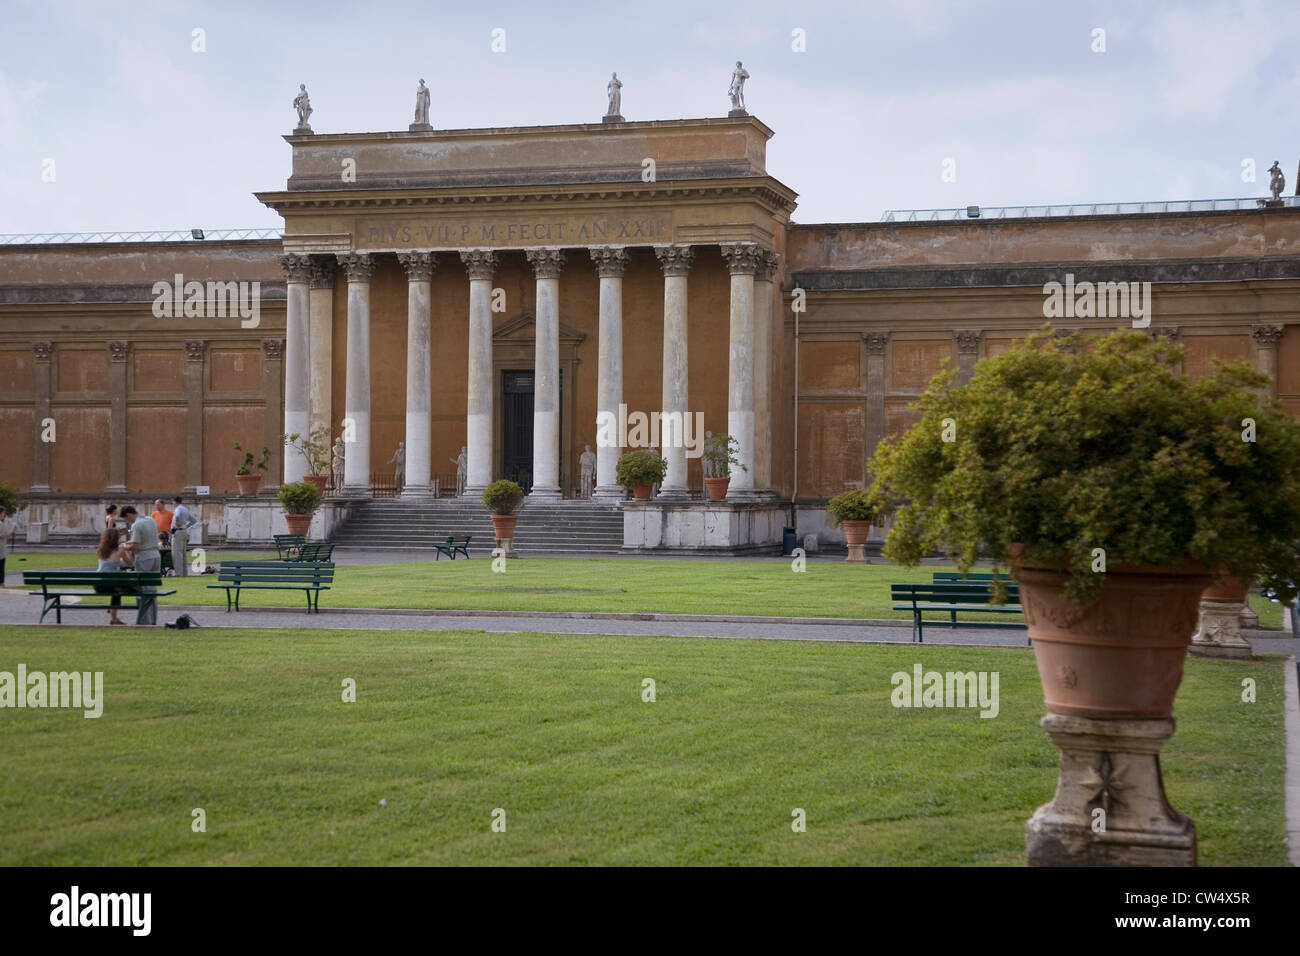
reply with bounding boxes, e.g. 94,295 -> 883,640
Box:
623,500 -> 785,552
495,537 -> 518,558
1190,599 -> 1253,658
727,109 -> 749,118
1239,604 -> 1259,629
26,521 -> 49,544
602,114 -> 624,124
1027,713 -> 1195,867
846,543 -> 867,563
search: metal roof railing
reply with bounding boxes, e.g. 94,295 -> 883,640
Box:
0,228 -> 282,245
881,197 -> 1300,221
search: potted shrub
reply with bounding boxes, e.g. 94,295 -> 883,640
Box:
827,488 -> 882,560
284,427 -> 332,494
277,480 -> 322,537
868,327 -> 1300,865
233,442 -> 271,497
701,433 -> 745,500
482,479 -> 524,542
615,449 -> 667,499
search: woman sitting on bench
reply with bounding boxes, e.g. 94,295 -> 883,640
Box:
95,527 -> 134,626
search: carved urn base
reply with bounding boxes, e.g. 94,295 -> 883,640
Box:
1190,600 -> 1253,659
1027,713 -> 1195,867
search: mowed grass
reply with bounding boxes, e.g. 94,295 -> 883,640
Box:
0,626 -> 1287,865
4,552 -> 1286,626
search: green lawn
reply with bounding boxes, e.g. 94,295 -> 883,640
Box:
0,626 -> 1287,865
3,552 -> 1286,627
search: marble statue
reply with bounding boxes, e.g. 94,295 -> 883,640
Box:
449,446 -> 467,497
332,437 -> 345,490
727,62 -> 749,112
579,444 -> 597,498
413,79 -> 431,127
293,84 -> 313,130
389,441 -> 405,493
1269,161 -> 1286,202
606,73 -> 622,117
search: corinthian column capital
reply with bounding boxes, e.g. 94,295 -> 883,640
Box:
654,244 -> 694,277
525,247 -> 566,279
279,253 -> 313,283
337,252 -> 375,283
397,251 -> 436,282
460,249 -> 498,281
719,242 -> 762,275
589,246 -> 630,278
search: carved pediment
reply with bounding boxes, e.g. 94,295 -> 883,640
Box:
493,311 -> 586,346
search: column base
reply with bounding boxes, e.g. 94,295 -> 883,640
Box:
1026,712 -> 1196,867
724,488 -> 764,503
105,484 -> 128,494
528,487 -> 562,500
592,485 -> 626,500
341,485 -> 374,498
655,487 -> 691,500
1190,599 -> 1253,659
400,486 -> 436,500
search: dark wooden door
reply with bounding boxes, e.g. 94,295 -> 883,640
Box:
502,371 -> 533,492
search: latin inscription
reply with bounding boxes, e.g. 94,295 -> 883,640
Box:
360,215 -> 670,249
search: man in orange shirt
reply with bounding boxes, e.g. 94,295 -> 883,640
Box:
151,499 -> 173,533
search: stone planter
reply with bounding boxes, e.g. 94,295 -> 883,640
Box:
283,513 -> 312,536
235,474 -> 262,497
304,474 -> 328,496
704,477 -> 730,500
1202,572 -> 1249,602
1016,561 -> 1211,867
841,520 -> 871,564
631,485 -> 653,500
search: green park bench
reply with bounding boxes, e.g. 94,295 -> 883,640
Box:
273,534 -> 306,560
891,576 -> 1027,644
209,561 -> 335,613
23,570 -> 175,625
434,535 -> 472,560
294,542 -> 335,563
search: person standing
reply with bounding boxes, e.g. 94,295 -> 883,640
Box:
120,506 -> 160,624
170,496 -> 198,578
95,527 -> 134,625
0,505 -> 17,587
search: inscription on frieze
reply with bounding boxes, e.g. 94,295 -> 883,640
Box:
358,212 -> 673,249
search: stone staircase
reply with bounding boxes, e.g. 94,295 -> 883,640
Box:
329,497 -> 625,555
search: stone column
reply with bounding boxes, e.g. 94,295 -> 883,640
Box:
338,253 -> 374,494
863,333 -> 889,465
279,254 -> 312,484
721,243 -> 760,496
260,339 -> 284,493
31,342 -> 53,492
654,244 -> 694,497
526,248 -> 565,498
753,251 -> 778,496
397,252 -> 436,497
183,341 -> 205,492
307,258 -> 336,442
461,249 -> 498,495
954,330 -> 981,385
590,247 -> 628,498
106,341 -> 128,492
1252,325 -> 1283,396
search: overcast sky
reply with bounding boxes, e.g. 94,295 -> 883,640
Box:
1,0 -> 1297,235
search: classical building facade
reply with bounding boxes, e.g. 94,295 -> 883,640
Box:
1,112 -> 1297,546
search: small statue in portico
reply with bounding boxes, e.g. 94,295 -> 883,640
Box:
332,437 -> 345,491
450,446 -> 467,497
389,441 -> 405,493
579,444 -> 597,498
727,62 -> 749,113
292,84 -> 313,131
412,79 -> 431,128
1269,161 -> 1286,202
606,73 -> 622,117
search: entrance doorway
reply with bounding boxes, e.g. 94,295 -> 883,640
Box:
502,370 -> 533,493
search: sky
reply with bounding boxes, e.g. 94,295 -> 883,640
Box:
1,0 -> 1297,235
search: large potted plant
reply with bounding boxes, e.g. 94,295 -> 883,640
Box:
233,442 -> 271,497
283,427 -> 332,495
277,480 -> 322,537
482,479 -> 524,545
701,433 -> 745,500
826,488 -> 882,562
868,327 -> 1300,866
616,449 -> 667,499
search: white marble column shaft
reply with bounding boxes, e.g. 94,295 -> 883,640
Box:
462,250 -> 498,494
279,254 -> 312,484
753,250 -> 777,494
338,253 -> 374,493
526,248 -> 565,497
591,247 -> 629,498
398,252 -> 435,497
307,258 -> 335,445
655,244 -> 694,497
721,243 -> 760,495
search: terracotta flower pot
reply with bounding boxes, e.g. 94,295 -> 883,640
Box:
235,473 -> 262,497
841,520 -> 871,546
704,477 -> 730,500
283,513 -> 312,536
304,474 -> 328,495
1202,570 -> 1249,603
1015,561 -> 1211,718
631,485 -> 653,500
491,514 -> 518,539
